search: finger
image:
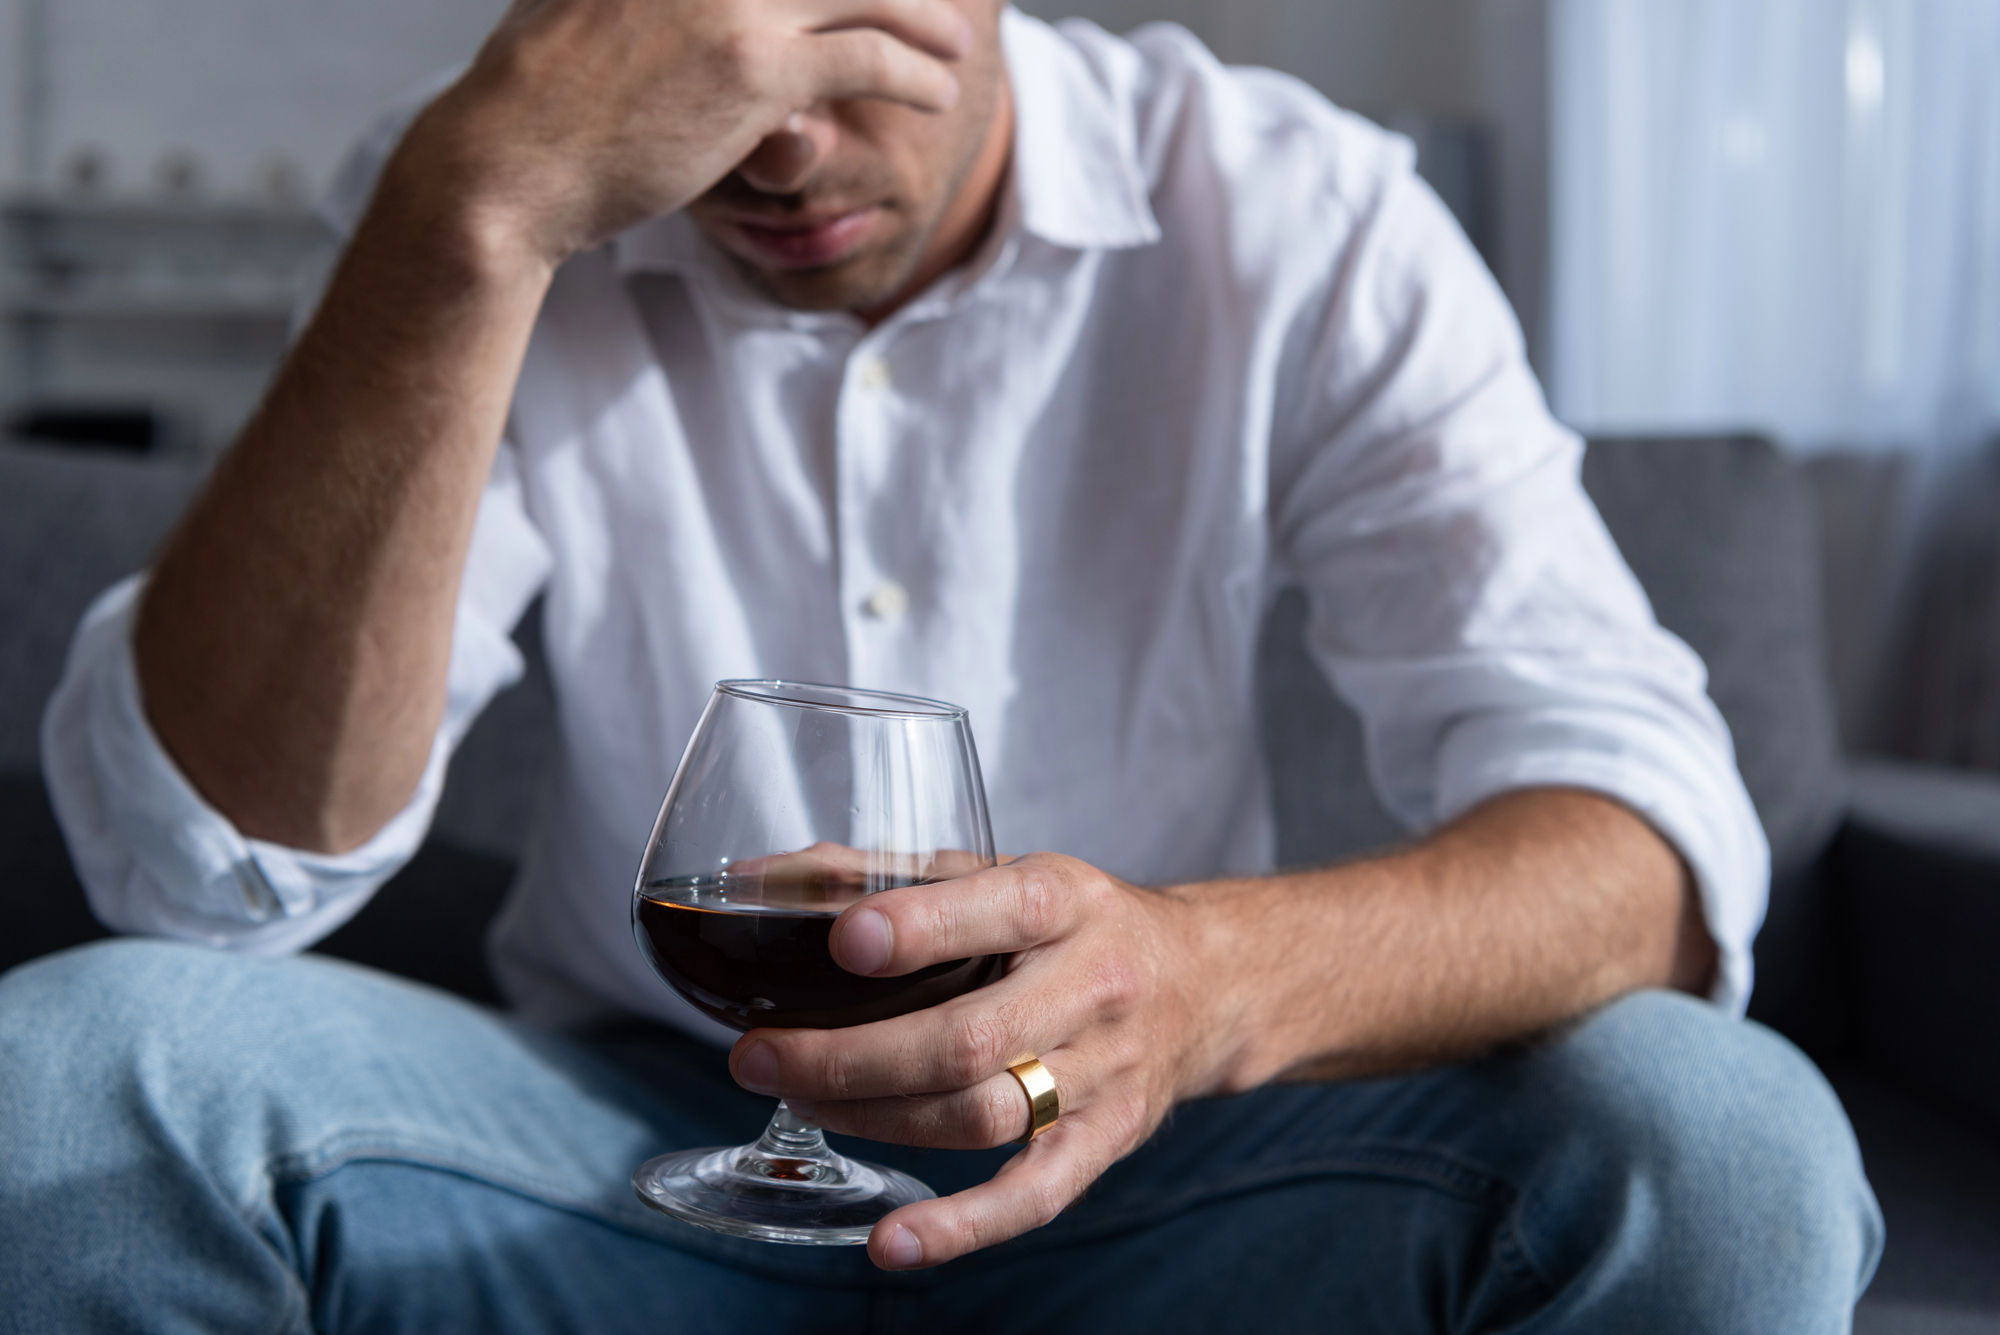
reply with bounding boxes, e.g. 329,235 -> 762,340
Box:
803,0 -> 975,61
729,846 -> 994,882
867,1115 -> 1121,1269
726,841 -> 870,878
801,1052 -> 1067,1148
829,855 -> 1083,977
794,28 -> 962,112
733,971 -> 1085,1101
929,846 -> 1002,878
725,841 -> 893,890
802,1073 -> 1030,1149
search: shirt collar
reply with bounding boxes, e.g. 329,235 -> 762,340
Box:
1000,7 -> 1161,251
612,8 -> 1159,279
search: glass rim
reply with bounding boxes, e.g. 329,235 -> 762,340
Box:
714,679 -> 969,721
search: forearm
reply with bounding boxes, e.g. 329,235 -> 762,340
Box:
1180,787 -> 1716,1092
134,127 -> 554,854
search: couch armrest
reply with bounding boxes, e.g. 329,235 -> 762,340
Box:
1847,758 -> 2000,862
1832,758 -> 2000,1138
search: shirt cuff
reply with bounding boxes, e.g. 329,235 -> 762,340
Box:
1432,707 -> 1770,1018
40,577 -> 488,954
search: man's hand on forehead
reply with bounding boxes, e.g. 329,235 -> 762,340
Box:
401,0 -> 974,265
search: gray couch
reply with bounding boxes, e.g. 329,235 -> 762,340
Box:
4,435 -> 1997,1331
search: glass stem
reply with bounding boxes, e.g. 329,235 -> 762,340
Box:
740,1101 -> 839,1182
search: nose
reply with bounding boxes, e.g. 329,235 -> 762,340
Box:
735,112 -> 838,196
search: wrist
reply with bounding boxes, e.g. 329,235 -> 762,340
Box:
1154,879 -> 1303,1097
1161,871 -> 1373,1095
371,100 -> 571,290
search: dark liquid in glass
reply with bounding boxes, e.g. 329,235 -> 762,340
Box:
636,873 -> 1004,1031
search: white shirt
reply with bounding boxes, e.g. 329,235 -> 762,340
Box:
42,12 -> 1769,1040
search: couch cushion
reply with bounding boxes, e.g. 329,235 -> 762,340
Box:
427,600 -> 556,862
0,771 -> 111,975
310,841 -> 514,1004
1833,1062 -> 2000,1330
1582,436 -> 1848,1049
1835,814 -> 2000,1140
1870,439 -> 2000,768
1257,585 -> 1408,868
1580,436 -> 1846,888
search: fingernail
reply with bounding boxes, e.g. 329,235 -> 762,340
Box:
738,1042 -> 778,1096
882,1223 -> 923,1270
841,909 -> 892,975
787,1099 -> 817,1122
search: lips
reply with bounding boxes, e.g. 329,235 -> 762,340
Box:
728,208 -> 881,270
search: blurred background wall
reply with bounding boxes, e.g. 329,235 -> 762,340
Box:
1,0 -> 504,196
0,0 -> 506,457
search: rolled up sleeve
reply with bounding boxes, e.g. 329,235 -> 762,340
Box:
39,447 -> 552,954
1274,162 -> 1768,1015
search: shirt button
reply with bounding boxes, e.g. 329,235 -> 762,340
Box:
857,359 -> 892,392
863,582 -> 909,619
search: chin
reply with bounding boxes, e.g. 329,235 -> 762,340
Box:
730,244 -> 927,317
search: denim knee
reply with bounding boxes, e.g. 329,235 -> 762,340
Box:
1504,990 -> 1884,1329
0,939 -> 260,1138
0,938 -> 454,1166
2,937 -> 271,1063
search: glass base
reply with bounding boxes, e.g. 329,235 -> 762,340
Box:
632,1102 -> 935,1245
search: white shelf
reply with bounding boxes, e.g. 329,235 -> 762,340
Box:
3,286 -> 300,320
2,190 -> 332,457
2,191 -> 324,230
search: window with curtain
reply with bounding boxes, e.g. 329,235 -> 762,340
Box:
1547,0 -> 2000,464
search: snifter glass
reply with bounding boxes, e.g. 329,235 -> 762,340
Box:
631,680 -> 999,1244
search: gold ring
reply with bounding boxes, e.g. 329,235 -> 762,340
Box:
1006,1058 -> 1061,1144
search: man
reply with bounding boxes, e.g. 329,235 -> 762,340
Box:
6,0 -> 1878,1329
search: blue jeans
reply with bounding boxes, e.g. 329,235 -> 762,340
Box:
0,941 -> 1880,1333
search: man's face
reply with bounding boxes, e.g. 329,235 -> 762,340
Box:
685,0 -> 1011,315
